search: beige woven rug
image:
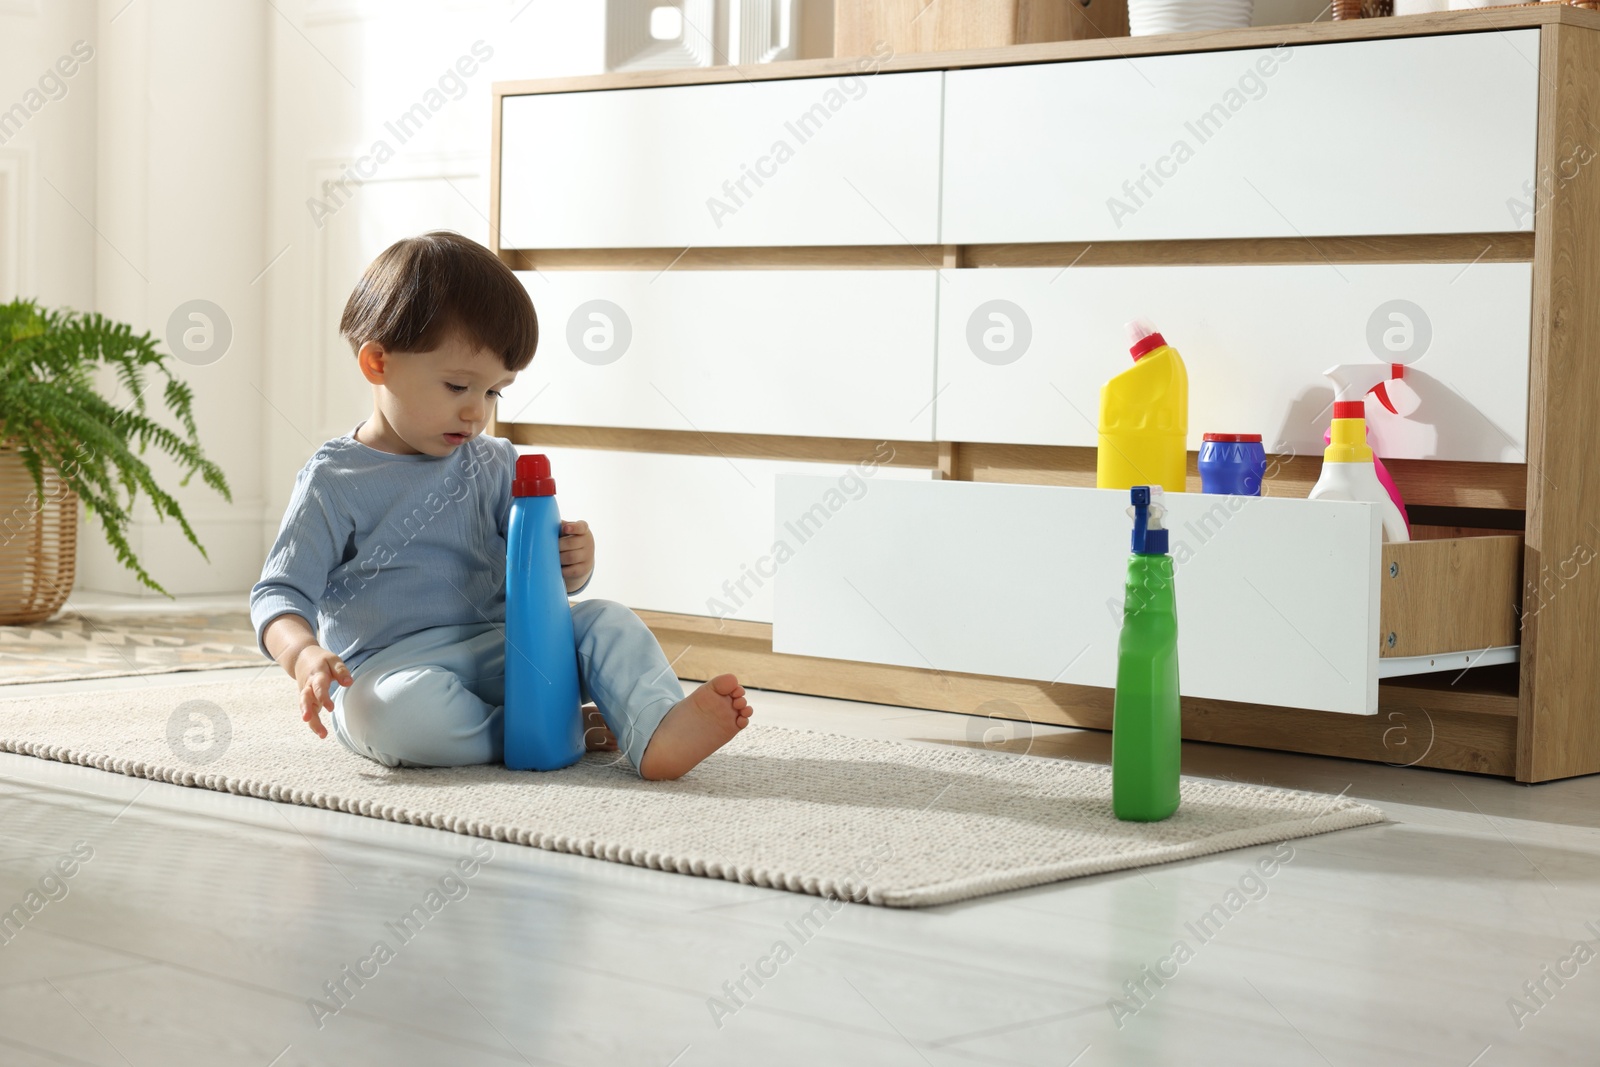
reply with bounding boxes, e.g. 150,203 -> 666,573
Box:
0,609 -> 260,684
0,676 -> 1384,907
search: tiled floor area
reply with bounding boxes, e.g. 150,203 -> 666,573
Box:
1,594 -> 1597,1065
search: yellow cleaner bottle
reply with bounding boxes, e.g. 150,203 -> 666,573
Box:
1308,396 -> 1410,542
1097,319 -> 1189,493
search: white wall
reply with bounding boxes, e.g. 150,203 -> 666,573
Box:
84,0 -> 270,597
0,1 -> 98,314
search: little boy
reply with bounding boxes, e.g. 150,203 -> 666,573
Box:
248,231 -> 752,780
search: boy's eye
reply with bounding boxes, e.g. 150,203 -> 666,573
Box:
447,384 -> 503,397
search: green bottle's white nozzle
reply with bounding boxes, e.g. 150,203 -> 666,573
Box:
1146,485 -> 1167,531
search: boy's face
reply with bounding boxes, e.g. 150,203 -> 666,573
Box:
357,328 -> 516,456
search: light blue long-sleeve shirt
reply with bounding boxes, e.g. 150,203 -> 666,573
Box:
249,420 -> 590,673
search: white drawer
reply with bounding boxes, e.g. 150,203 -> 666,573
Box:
499,71 -> 944,249
773,479 -> 1385,713
501,270 -> 938,440
942,31 -> 1540,242
934,262 -> 1532,462
522,447 -> 932,624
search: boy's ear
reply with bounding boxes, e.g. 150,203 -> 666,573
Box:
356,341 -> 389,385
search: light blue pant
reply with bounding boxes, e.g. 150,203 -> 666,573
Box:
328,599 -> 683,777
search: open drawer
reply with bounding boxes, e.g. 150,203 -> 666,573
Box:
1378,534 -> 1522,679
770,477 -> 1522,715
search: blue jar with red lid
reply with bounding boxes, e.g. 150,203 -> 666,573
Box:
1198,433 -> 1266,496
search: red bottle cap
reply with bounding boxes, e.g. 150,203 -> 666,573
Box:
1129,332 -> 1167,361
1202,433 -> 1261,443
513,453 -> 557,497
1333,400 -> 1366,419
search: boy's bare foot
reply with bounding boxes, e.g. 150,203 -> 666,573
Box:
638,674 -> 753,780
582,704 -> 618,752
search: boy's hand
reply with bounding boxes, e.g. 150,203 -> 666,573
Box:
559,519 -> 595,594
295,645 -> 354,739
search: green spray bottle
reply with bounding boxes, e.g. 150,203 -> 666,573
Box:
1112,485 -> 1181,822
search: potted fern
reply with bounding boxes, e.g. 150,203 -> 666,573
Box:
0,298 -> 232,623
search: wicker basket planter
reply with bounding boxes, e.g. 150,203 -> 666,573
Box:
0,438 -> 78,624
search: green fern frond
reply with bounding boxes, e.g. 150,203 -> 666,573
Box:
0,298 -> 235,599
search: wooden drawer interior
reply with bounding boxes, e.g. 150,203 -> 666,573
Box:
1379,534 -> 1523,659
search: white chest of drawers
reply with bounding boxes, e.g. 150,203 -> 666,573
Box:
491,7 -> 1600,782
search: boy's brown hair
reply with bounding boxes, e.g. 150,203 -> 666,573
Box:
339,230 -> 538,373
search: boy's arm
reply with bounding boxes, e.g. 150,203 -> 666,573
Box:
262,611 -> 319,674
249,462 -> 348,674
266,608 -> 353,739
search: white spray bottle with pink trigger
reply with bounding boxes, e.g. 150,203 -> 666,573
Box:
1311,363 -> 1412,542
1326,363 -> 1419,535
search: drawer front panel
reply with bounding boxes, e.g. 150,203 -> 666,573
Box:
934,262 -> 1532,462
501,270 -> 938,440
500,71 -> 944,249
942,31 -> 1540,242
524,446 -> 931,624
773,478 -> 1383,714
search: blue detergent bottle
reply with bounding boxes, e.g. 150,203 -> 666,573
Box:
503,453 -> 584,771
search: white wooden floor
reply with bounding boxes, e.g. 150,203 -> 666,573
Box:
1,594 -> 1597,1065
